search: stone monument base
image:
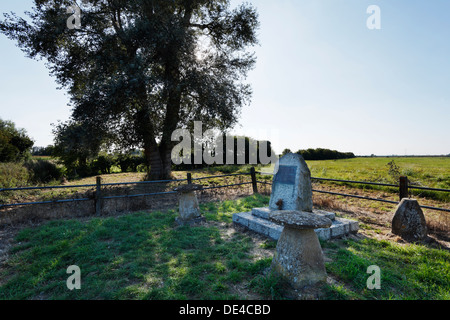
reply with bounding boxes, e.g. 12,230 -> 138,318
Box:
233,207 -> 359,241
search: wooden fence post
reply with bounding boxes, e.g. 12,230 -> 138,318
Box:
250,167 -> 258,194
399,176 -> 409,201
95,176 -> 103,215
187,173 -> 192,184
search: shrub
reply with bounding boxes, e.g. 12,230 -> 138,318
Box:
116,153 -> 145,172
0,162 -> 29,188
24,159 -> 63,184
116,154 -> 134,172
131,155 -> 146,172
90,155 -> 115,174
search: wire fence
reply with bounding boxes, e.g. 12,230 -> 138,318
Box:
1,168 -> 449,214
257,174 -> 450,213
0,172 -> 254,212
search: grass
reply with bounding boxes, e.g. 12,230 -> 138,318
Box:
322,238 -> 450,300
1,157 -> 449,300
1,193 -> 449,300
0,194 -> 282,300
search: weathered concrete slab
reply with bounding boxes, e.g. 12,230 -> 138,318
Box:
269,210 -> 332,230
233,209 -> 358,241
252,207 -> 335,221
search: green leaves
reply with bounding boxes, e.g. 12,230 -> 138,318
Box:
0,118 -> 34,163
1,0 -> 260,178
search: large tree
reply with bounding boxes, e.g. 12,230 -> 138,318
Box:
1,0 -> 259,179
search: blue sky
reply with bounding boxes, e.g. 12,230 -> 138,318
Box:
1,0 -> 449,155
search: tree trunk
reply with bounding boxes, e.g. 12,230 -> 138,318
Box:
141,6 -> 194,181
143,141 -> 173,181
140,120 -> 174,181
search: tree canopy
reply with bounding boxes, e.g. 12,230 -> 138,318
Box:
51,120 -> 105,175
1,0 -> 259,179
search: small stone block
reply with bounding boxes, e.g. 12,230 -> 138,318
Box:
315,228 -> 331,241
252,207 -> 271,219
331,223 -> 345,238
313,209 -> 336,221
350,221 -> 359,233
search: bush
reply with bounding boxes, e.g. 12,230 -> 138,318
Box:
116,154 -> 134,172
90,155 -> 115,174
24,159 -> 63,184
0,162 -> 30,188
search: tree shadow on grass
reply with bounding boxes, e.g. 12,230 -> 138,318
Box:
0,207 -> 275,300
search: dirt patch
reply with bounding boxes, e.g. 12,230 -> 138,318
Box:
0,226 -> 18,266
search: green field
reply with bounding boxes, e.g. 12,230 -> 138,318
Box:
224,157 -> 450,190
304,157 -> 450,203
306,157 -> 450,189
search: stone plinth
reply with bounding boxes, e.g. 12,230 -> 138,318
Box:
269,210 -> 332,289
174,184 -> 204,226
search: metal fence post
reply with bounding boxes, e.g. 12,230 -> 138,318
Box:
399,176 -> 409,201
95,176 -> 103,215
187,173 -> 192,185
250,167 -> 258,194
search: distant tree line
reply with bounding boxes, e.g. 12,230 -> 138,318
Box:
172,135 -> 275,171
32,146 -> 54,157
281,148 -> 356,160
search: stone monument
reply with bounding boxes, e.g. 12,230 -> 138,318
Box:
233,153 -> 359,240
392,198 -> 427,241
269,153 -> 313,212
